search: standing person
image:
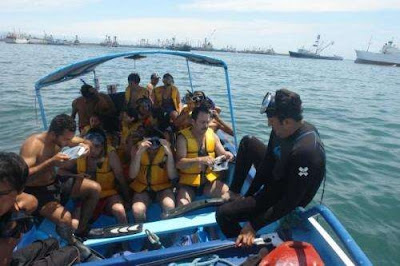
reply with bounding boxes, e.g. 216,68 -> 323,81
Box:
124,73 -> 149,110
175,106 -> 234,206
129,135 -> 177,223
72,84 -> 117,133
146,73 -> 160,102
216,89 -> 326,247
20,114 -> 101,239
153,73 -> 181,130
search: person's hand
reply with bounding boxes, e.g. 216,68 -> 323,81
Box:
199,156 -> 215,167
52,153 -> 70,166
235,223 -> 256,247
137,139 -> 151,154
211,109 -> 220,119
160,139 -> 172,154
224,152 -> 234,162
76,173 -> 92,179
79,142 -> 90,156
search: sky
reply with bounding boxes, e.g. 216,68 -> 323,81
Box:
1,0 -> 399,59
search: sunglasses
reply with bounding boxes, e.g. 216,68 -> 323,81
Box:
191,95 -> 205,102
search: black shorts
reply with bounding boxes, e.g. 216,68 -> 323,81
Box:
24,176 -> 76,215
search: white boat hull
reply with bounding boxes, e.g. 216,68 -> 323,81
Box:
355,50 -> 400,66
4,37 -> 28,44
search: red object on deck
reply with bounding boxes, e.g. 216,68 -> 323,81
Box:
259,241 -> 324,266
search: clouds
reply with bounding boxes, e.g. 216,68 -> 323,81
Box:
181,0 -> 400,12
0,0 -> 99,12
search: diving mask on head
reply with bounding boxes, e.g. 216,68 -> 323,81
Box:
85,132 -> 106,146
260,92 -> 276,117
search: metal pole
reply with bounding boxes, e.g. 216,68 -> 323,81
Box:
223,65 -> 238,150
35,86 -> 48,130
186,59 -> 194,93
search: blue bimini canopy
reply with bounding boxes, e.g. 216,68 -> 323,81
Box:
34,50 -> 238,148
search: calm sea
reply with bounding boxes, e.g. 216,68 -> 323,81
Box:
1,42 -> 399,265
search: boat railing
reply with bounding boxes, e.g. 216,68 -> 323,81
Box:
301,205 -> 372,266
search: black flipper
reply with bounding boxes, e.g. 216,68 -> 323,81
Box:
87,223 -> 143,239
162,198 -> 225,219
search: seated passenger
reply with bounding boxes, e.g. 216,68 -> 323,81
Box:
153,73 -> 181,131
20,114 -> 101,240
174,91 -> 205,130
123,98 -> 159,161
63,128 -> 130,224
175,91 -> 234,136
72,84 -> 117,133
129,134 -> 177,223
146,73 -> 160,102
0,152 -> 38,265
176,106 -> 234,206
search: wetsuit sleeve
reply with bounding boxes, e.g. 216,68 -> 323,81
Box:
249,148 -> 324,231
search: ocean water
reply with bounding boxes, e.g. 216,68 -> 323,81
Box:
1,42 -> 399,265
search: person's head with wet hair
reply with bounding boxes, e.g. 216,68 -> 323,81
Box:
191,105 -> 211,134
48,114 -> 76,137
191,105 -> 211,121
136,97 -> 153,116
80,84 -> 96,99
273,89 -> 303,122
0,152 -> 29,193
128,73 -> 141,85
162,73 -> 174,86
85,127 -> 107,158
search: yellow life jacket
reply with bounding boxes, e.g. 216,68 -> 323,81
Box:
179,127 -> 218,187
130,148 -> 171,193
154,85 -> 179,112
124,85 -> 149,108
77,146 -> 117,198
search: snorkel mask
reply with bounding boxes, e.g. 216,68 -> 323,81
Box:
260,92 -> 276,117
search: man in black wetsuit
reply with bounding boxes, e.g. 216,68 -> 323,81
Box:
216,88 -> 325,247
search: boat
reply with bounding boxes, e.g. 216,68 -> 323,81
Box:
289,35 -> 343,60
17,51 -> 370,265
100,35 -> 119,47
355,40 -> 400,66
4,32 -> 28,44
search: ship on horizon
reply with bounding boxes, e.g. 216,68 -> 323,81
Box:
355,40 -> 400,66
289,35 -> 343,61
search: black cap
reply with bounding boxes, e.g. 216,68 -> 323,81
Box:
128,73 -> 140,83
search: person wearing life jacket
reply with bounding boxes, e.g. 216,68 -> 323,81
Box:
122,98 -> 159,162
129,133 -> 177,223
175,105 -> 234,206
76,128 -> 130,224
153,73 -> 181,131
216,89 -> 326,247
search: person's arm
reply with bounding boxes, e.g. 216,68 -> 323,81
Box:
249,149 -> 325,231
213,133 -> 234,161
212,110 -> 234,136
71,99 -> 78,120
109,150 -> 130,203
175,88 -> 182,112
173,108 -> 190,129
160,139 -> 178,180
20,137 -> 69,177
175,135 -> 214,169
129,140 -> 151,180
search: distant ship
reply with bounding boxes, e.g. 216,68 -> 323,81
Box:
355,40 -> 400,66
101,35 -> 119,47
289,35 -> 343,61
4,32 -> 28,44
